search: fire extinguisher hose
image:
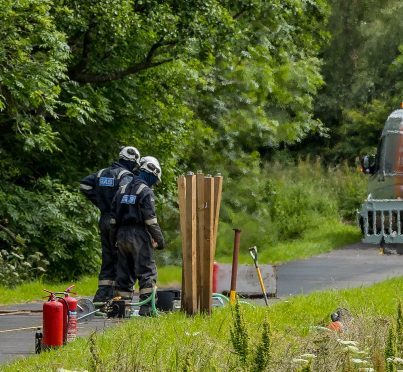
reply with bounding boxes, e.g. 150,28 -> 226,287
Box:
57,296 -> 70,343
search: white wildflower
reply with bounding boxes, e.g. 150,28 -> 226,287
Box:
387,357 -> 403,364
352,358 -> 368,364
344,346 -> 360,353
337,339 -> 358,346
310,325 -> 332,332
184,331 -> 200,337
292,358 -> 309,365
300,353 -> 316,359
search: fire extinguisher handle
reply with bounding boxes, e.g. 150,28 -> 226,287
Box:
65,285 -> 75,293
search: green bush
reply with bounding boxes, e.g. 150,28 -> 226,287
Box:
0,246 -> 48,287
0,178 -> 100,280
214,158 -> 367,258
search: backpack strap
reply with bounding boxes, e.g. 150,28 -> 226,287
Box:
97,168 -> 106,178
117,169 -> 131,180
136,183 -> 147,195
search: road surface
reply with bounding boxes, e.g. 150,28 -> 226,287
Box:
276,242 -> 403,297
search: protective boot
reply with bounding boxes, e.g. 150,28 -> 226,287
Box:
138,293 -> 153,316
114,289 -> 133,301
93,285 -> 114,303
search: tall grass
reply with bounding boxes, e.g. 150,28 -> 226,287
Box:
3,277 -> 402,372
216,158 -> 366,261
0,266 -> 181,305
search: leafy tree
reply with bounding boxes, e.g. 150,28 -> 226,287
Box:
0,0 -> 330,280
297,0 -> 403,162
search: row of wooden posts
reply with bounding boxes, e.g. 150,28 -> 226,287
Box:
177,172 -> 223,315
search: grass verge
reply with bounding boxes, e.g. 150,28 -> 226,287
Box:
219,218 -> 361,264
3,277 -> 402,371
0,265 -> 181,305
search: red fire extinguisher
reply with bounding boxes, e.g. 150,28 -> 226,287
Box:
213,261 -> 219,293
58,285 -> 78,343
42,291 -> 64,349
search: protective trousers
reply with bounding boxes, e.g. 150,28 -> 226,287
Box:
115,226 -> 157,299
93,214 -> 116,302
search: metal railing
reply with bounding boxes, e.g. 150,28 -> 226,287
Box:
358,199 -> 403,244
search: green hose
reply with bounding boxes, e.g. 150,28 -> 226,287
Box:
212,293 -> 254,307
212,293 -> 230,302
127,287 -> 158,317
94,287 -> 158,317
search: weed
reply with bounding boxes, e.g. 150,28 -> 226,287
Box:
230,301 -> 249,367
301,359 -> 313,372
385,324 -> 397,372
88,332 -> 102,372
371,321 -> 387,372
312,333 -> 334,371
341,354 -> 354,372
251,317 -> 271,371
182,351 -> 194,372
396,301 -> 403,355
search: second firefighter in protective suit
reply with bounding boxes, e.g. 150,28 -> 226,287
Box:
79,146 -> 141,302
111,156 -> 165,316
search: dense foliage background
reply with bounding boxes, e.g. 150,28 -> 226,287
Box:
0,0 -> 401,283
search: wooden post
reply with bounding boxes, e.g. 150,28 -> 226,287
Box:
213,174 -> 223,256
183,173 -> 197,314
177,176 -> 187,310
201,176 -> 214,313
196,171 -> 205,311
178,171 -> 223,315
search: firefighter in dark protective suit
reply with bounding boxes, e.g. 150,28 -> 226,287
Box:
111,156 -> 165,316
79,146 -> 141,302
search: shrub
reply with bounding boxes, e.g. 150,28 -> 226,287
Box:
0,246 -> 48,287
0,178 -> 100,280
213,158 -> 366,257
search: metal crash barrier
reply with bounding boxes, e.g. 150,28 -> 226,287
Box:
358,199 -> 403,244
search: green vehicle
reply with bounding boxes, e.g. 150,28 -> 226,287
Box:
358,104 -> 403,244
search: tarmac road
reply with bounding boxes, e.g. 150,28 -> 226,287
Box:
277,242 -> 403,297
1,242 -> 403,366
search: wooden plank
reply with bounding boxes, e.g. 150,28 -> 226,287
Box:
177,176 -> 187,310
212,174 -> 223,257
184,173 -> 197,314
201,176 -> 214,314
196,172 -> 205,311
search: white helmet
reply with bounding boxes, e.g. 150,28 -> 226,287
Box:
139,156 -> 162,182
119,146 -> 141,165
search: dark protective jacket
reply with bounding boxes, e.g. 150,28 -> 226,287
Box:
111,177 -> 165,249
79,162 -> 133,215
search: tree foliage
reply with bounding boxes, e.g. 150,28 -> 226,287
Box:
303,0 -> 403,161
0,0 -> 329,280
